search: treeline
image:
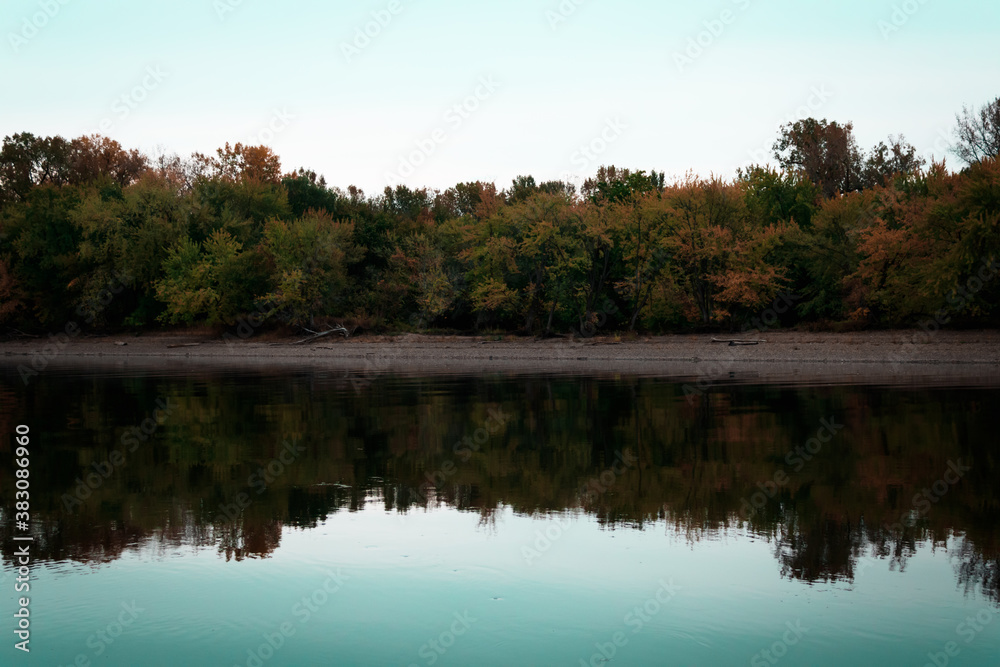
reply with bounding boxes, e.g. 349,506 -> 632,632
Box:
1,97 -> 998,335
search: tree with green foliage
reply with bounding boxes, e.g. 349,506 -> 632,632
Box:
773,119 -> 863,198
155,230 -> 263,325
72,173 -> 187,326
258,210 -> 359,326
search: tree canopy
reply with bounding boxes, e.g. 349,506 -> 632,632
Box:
1,98 -> 998,335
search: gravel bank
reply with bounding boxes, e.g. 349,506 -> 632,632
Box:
2,330 -> 998,385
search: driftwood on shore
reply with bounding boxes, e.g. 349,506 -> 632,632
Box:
6,328 -> 38,339
711,338 -> 766,346
289,326 -> 350,345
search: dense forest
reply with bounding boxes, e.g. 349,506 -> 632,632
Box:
1,96 -> 998,336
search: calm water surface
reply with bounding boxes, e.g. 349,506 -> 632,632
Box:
1,366 -> 998,666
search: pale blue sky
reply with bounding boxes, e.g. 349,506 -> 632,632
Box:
2,0 -> 997,193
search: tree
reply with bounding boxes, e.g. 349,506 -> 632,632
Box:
576,201 -> 622,332
0,133 -> 72,204
190,177 -> 291,246
155,230 -> 262,325
381,185 -> 433,225
861,135 -> 925,189
460,204 -> 523,329
773,119 -> 863,198
435,181 -> 489,220
954,96 -> 1000,165
193,143 -> 282,184
515,192 -> 588,334
0,255 -> 23,323
507,175 -> 577,205
2,184 -> 83,324
259,210 -> 358,326
72,172 -> 187,326
381,231 -> 458,328
738,166 -> 819,228
507,175 -> 539,204
582,166 -> 664,204
283,169 -> 342,218
660,177 -> 788,326
614,193 -> 670,330
465,237 -> 522,328
69,135 -> 148,187
791,190 -> 874,322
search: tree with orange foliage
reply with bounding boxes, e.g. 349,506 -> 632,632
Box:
69,135 -> 148,187
846,157 -> 1000,325
660,176 -> 791,326
193,143 -> 282,184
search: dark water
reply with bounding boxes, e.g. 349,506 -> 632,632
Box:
1,366 -> 998,666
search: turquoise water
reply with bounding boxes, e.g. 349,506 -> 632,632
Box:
1,368 -> 998,666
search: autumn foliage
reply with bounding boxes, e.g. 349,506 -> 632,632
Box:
0,114 -> 998,335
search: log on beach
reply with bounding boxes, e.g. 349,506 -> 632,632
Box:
711,338 -> 766,346
290,327 -> 350,345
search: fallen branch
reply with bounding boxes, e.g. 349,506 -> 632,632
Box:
290,326 -> 350,345
711,338 -> 765,346
166,343 -> 203,349
7,328 -> 38,338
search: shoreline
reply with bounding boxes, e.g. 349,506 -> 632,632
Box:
2,330 -> 999,385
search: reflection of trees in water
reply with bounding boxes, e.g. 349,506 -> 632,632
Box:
769,515 -> 927,583
216,518 -> 283,562
0,370 -> 997,605
775,516 -> 866,582
954,538 -> 1000,605
2,488 -> 998,607
476,505 -> 499,535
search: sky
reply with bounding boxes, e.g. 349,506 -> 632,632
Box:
1,0 -> 997,194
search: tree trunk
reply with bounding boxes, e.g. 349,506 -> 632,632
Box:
544,301 -> 557,336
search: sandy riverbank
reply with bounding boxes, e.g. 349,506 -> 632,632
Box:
2,330 -> 999,385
